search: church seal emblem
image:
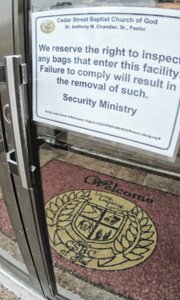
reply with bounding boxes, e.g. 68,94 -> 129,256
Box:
45,190 -> 157,270
40,20 -> 55,33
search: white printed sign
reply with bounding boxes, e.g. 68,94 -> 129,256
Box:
32,7 -> 180,158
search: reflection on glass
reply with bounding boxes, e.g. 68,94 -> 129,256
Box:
31,0 -> 156,11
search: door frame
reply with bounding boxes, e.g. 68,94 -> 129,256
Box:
0,0 -> 58,298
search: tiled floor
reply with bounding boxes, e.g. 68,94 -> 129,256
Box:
0,283 -> 20,300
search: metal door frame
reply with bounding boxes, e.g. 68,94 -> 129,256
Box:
0,0 -> 58,299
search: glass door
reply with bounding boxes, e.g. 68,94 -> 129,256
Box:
28,1 -> 180,300
1,0 -> 179,300
0,0 -> 35,289
0,0 -> 55,298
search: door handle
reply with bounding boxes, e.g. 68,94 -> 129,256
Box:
6,149 -> 18,176
4,55 -> 31,189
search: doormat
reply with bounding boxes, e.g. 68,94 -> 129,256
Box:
41,159 -> 180,300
